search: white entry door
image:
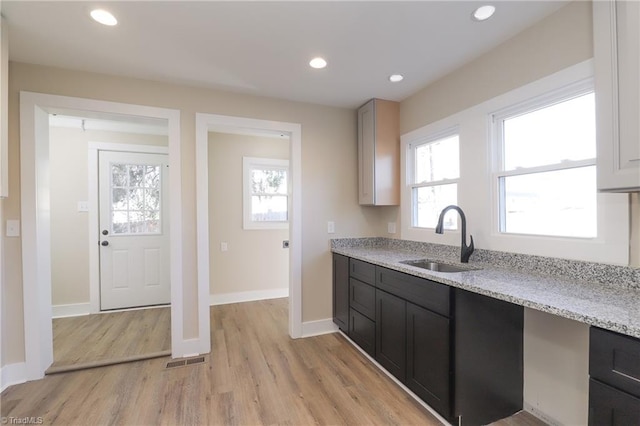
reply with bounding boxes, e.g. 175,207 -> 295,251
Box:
98,151 -> 170,310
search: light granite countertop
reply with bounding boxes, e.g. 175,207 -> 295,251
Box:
331,239 -> 640,339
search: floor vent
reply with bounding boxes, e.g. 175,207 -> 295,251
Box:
186,356 -> 205,365
166,356 -> 206,369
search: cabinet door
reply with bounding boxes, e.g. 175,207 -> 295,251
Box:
332,254 -> 349,332
406,302 -> 451,419
350,308 -> 375,357
594,0 -> 640,191
376,289 -> 406,381
589,379 -> 640,426
358,100 -> 375,205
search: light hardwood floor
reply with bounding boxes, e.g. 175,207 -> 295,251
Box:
49,306 -> 171,371
2,299 -> 441,425
3,299 -> 545,425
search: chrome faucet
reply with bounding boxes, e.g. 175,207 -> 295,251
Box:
435,205 -> 474,263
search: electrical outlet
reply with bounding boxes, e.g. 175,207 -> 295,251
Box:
388,222 -> 397,234
327,221 -> 335,234
77,201 -> 89,212
220,242 -> 228,252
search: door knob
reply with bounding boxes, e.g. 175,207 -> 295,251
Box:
101,241 -> 109,246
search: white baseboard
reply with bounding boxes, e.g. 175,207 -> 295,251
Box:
209,288 -> 289,306
523,402 -> 563,426
301,318 -> 338,337
52,303 -> 91,318
1,362 -> 26,393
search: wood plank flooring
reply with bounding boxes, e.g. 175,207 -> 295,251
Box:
50,306 -> 171,370
3,299 -> 441,425
3,299 -> 545,425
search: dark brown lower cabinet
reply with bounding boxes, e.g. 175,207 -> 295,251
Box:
406,302 -> 451,418
349,308 -> 375,357
589,327 -> 640,425
375,289 -> 406,382
332,254 -> 349,332
454,289 -> 523,426
589,379 -> 640,425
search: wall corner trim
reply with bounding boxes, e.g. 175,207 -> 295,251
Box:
52,303 -> 91,319
1,362 -> 27,393
301,318 -> 339,338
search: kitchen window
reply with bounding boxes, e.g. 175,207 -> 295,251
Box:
492,82 -> 597,238
243,157 -> 289,230
408,130 -> 459,229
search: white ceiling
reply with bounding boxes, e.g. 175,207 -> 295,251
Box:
2,1 -> 568,109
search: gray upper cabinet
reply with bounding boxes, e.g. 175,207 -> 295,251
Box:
357,99 -> 400,205
593,0 -> 640,192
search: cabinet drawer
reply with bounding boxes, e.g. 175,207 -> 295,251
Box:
350,278 -> 375,320
349,308 -> 375,357
376,266 -> 450,317
589,379 -> 640,426
590,327 -> 640,398
350,258 -> 376,285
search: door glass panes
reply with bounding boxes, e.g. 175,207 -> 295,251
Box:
415,135 -> 459,183
503,93 -> 596,170
110,163 -> 162,234
501,166 -> 596,238
413,183 -> 458,229
250,168 -> 288,222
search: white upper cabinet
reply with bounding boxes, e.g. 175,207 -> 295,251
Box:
593,0 -> 640,192
357,99 -> 400,205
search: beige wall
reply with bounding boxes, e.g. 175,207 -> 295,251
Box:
49,127 -> 167,307
398,0 -> 640,266
2,61 -> 385,366
208,132 -> 289,296
400,1 -> 593,134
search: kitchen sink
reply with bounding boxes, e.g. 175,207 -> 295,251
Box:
399,259 -> 481,273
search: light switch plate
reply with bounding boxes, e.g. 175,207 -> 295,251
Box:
6,220 -> 20,237
77,201 -> 89,212
220,242 -> 228,252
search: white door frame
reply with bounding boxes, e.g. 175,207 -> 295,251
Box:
87,142 -> 169,314
195,113 -> 303,339
20,91 -> 184,380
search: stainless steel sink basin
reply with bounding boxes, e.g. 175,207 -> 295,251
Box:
400,259 -> 481,273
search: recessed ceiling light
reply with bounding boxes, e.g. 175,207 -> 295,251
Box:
90,9 -> 118,26
309,57 -> 327,69
472,5 -> 496,21
389,74 -> 404,83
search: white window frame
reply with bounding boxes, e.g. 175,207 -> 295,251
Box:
491,79 -> 597,238
243,156 -> 290,230
408,127 -> 460,229
401,60 -> 629,265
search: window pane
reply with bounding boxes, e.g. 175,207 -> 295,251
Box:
413,184 -> 458,229
251,169 -> 287,195
501,166 -> 596,238
415,135 -> 459,183
503,93 -> 596,170
109,162 -> 162,235
112,211 -> 129,234
251,195 -> 288,222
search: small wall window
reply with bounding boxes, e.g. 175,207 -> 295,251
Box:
493,84 -> 596,238
409,131 -> 459,229
243,157 -> 289,230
